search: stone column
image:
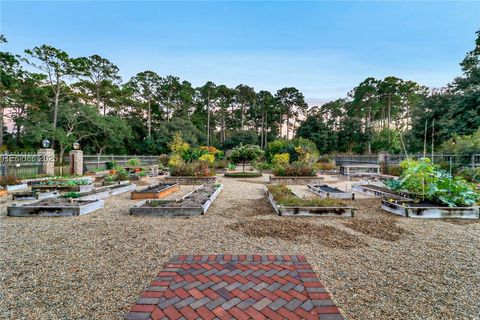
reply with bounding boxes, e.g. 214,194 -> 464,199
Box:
37,148 -> 55,176
378,152 -> 388,175
69,150 -> 84,176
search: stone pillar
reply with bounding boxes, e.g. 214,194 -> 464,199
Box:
37,148 -> 55,176
378,152 -> 388,175
69,150 -> 84,176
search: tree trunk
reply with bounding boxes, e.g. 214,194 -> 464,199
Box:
51,87 -> 60,149
264,112 -> 268,149
147,99 -> 151,138
0,107 -> 4,147
96,81 -> 102,115
206,90 -> 210,147
260,110 -> 264,149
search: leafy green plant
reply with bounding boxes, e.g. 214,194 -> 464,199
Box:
63,192 -> 80,198
227,163 -> 236,170
388,158 -> 480,207
127,158 -> 141,166
116,168 -> 129,181
456,167 -> 480,183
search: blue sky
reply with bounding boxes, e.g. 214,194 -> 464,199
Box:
1,1 -> 479,104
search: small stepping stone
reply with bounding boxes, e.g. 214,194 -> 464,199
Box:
125,255 -> 344,320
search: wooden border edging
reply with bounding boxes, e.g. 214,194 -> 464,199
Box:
263,185 -> 354,217
381,199 -> 480,219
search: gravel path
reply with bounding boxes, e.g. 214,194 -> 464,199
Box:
1,175 -> 479,319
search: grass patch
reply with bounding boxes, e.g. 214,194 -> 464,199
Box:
267,185 -> 344,207
224,172 -> 263,178
228,219 -> 367,249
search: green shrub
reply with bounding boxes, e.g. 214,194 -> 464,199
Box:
224,172 -> 262,178
456,167 -> 480,183
272,153 -> 290,167
315,161 -> 336,171
214,159 -> 228,169
253,161 -> 272,170
272,161 -> 316,177
159,154 -> 170,167
63,192 -> 80,198
170,161 -> 215,177
127,158 -> 141,166
116,168 -> 129,181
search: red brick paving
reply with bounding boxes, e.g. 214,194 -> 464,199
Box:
125,255 -> 344,320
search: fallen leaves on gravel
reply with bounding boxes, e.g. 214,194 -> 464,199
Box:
228,219 -> 368,249
343,218 -> 411,242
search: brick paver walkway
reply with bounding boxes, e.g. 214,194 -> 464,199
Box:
125,255 -> 344,320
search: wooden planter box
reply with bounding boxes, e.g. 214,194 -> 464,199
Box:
76,183 -> 136,200
264,186 -> 354,217
308,184 -> 354,200
269,176 -> 324,185
381,199 -> 480,219
7,199 -> 104,217
6,183 -> 28,193
130,183 -> 180,199
24,176 -> 94,185
33,184 -> 94,192
164,176 -> 217,185
12,190 -> 60,201
352,184 -> 411,200
130,184 -> 223,216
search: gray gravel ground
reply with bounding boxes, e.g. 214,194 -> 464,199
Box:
1,175 -> 479,320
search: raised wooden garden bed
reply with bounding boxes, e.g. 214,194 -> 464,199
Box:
164,176 -> 217,185
130,183 -> 179,199
352,183 -> 411,200
33,184 -> 94,193
122,164 -> 159,176
264,185 -> 354,217
12,190 -> 60,201
381,199 -> 480,219
70,183 -> 136,200
340,164 -> 380,176
269,176 -> 324,185
130,184 -> 223,216
7,198 -> 104,217
308,184 -> 354,200
6,183 -> 29,192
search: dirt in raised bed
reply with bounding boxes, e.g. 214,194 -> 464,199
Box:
228,219 -> 368,249
142,185 -> 218,208
313,185 -> 345,193
138,184 -> 176,193
22,198 -> 96,207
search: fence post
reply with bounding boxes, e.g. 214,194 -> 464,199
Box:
97,153 -> 100,170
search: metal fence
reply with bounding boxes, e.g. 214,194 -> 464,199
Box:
0,153 -> 43,179
83,154 -> 159,172
334,154 -> 479,167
